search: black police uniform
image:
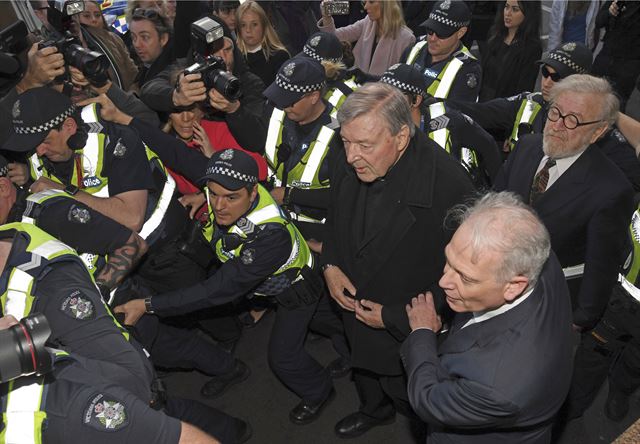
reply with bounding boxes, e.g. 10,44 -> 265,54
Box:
401,40 -> 482,102
421,101 -> 502,188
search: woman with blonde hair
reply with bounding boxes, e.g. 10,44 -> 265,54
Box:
235,1 -> 290,86
318,0 -> 415,75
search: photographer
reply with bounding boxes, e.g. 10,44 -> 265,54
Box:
140,15 -> 264,149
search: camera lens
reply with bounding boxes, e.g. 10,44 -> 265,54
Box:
65,44 -> 110,87
213,71 -> 241,102
0,314 -> 52,384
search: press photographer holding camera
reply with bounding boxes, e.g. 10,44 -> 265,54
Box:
140,15 -> 265,151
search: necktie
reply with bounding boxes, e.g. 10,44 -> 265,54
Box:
529,158 -> 556,204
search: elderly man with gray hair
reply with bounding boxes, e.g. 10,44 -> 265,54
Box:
402,191 -> 573,444
321,82 -> 474,438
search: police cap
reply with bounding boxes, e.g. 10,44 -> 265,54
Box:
537,42 -> 592,79
264,56 -> 326,109
421,0 -> 471,38
200,148 -> 259,191
380,64 -> 428,98
299,32 -> 343,63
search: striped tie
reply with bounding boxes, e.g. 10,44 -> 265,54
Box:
530,158 -> 556,204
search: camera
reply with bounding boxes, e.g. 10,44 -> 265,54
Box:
39,34 -> 110,87
0,21 -> 29,90
191,17 -> 225,56
0,314 -> 53,384
323,1 -> 350,16
184,56 -> 241,102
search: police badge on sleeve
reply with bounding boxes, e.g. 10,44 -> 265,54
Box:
84,393 -> 129,432
61,290 -> 95,320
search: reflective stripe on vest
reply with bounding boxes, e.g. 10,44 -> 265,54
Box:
509,95 -> 543,151
427,102 -> 449,151
428,58 -> 464,99
327,78 -> 359,118
563,263 -> 584,279
3,378 -> 46,444
265,108 -> 286,171
4,268 -> 34,321
406,41 -> 428,65
139,173 -> 176,240
299,126 -> 334,186
619,273 -> 640,303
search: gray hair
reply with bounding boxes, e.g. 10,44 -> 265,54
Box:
337,83 -> 415,137
448,192 -> 551,288
549,74 -> 619,127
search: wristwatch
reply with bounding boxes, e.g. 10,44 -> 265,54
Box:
144,296 -> 155,314
321,263 -> 336,272
64,184 -> 79,195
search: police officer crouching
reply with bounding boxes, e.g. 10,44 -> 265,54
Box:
379,63 -> 501,188
402,0 -> 481,102
115,149 -> 336,425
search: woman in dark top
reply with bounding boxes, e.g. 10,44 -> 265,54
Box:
479,0 -> 542,102
235,1 -> 290,88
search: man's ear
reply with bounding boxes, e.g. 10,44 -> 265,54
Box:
249,184 -> 258,202
160,32 -> 169,48
456,26 -> 468,40
395,124 -> 411,152
590,123 -> 610,144
504,276 -> 529,302
0,177 -> 12,197
61,117 -> 78,136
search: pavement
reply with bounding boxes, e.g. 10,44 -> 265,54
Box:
162,311 -> 640,444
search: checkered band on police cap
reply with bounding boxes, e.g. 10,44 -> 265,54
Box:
205,165 -> 257,184
14,104 -> 77,135
547,52 -> 587,74
380,75 -> 423,96
303,45 -> 341,64
275,75 -> 326,94
428,11 -> 470,29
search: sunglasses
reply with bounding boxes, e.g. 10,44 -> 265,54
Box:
540,66 -> 564,82
426,28 -> 455,39
132,8 -> 161,19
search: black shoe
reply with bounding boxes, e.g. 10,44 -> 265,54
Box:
289,388 -> 336,425
605,389 -> 630,422
234,418 -> 253,444
200,359 -> 250,398
334,411 -> 395,439
327,357 -> 351,379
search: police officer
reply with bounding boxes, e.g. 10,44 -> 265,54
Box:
2,86 -> 173,240
0,223 -> 251,443
298,32 -> 359,118
380,63 -> 501,188
401,0 -> 482,102
562,205 -> 640,422
0,317 -> 220,444
115,150 -> 336,425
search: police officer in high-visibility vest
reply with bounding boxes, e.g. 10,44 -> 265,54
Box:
261,56 -> 344,243
115,149 -> 337,425
0,223 -> 251,442
299,32 -> 360,118
562,205 -> 640,423
401,0 -> 481,102
379,63 -> 501,188
0,151 -> 250,404
2,86 -> 176,243
0,317 -> 227,444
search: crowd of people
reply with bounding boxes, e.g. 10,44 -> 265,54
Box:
1,0 -> 640,443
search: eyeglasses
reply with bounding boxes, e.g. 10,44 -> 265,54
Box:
547,106 -> 604,130
426,28 -> 455,39
540,66 -> 563,82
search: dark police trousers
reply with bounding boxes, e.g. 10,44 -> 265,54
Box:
565,284 -> 640,418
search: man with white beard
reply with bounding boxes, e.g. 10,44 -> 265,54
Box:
494,74 -> 634,334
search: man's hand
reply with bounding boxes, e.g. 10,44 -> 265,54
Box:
178,192 -> 207,219
16,43 -> 65,92
173,73 -> 207,108
324,265 -> 357,311
208,89 -> 240,114
270,187 -> 285,205
113,298 -> 146,326
355,299 -> 385,328
29,177 -> 64,193
0,315 -> 19,330
192,122 -> 214,157
609,0 -> 621,16
406,292 -> 442,333
8,163 -> 30,186
77,94 -> 132,125
307,239 -> 322,254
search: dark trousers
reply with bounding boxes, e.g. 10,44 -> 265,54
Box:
308,292 -> 351,361
268,297 -> 334,403
564,284 -> 640,418
353,368 -> 416,420
165,397 -> 239,443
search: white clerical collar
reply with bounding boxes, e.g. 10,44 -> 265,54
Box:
462,286 -> 535,329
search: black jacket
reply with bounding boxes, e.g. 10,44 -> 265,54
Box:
322,130 -> 474,375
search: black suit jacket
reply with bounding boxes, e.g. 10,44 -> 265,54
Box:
322,130 -> 475,375
494,134 -> 634,327
401,253 -> 573,444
